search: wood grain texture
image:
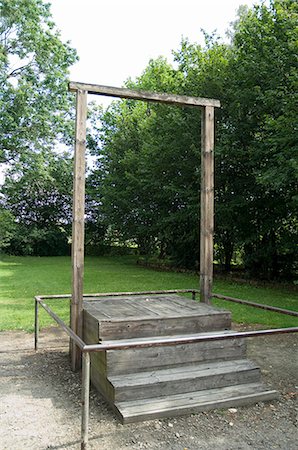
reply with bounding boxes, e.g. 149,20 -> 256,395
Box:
109,359 -> 261,402
83,310 -> 100,343
70,88 -> 88,371
69,82 -> 221,108
82,294 -> 275,423
116,383 -> 278,423
104,334 -> 247,375
200,106 -> 215,304
83,295 -> 231,341
97,315 -> 231,340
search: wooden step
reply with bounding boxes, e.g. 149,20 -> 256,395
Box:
107,359 -> 261,402
104,331 -> 246,375
83,295 -> 277,424
115,382 -> 278,423
87,330 -> 247,377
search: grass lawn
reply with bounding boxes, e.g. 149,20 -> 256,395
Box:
0,254 -> 297,332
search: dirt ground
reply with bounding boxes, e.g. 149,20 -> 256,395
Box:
0,327 -> 297,450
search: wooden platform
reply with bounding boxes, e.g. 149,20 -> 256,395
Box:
83,294 -> 277,423
83,294 -> 231,340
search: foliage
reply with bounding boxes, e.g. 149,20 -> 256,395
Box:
88,0 -> 297,279
0,0 -> 296,279
0,207 -> 15,250
1,149 -> 72,255
222,0 -> 298,278
0,0 -> 77,163
89,57 -> 202,267
0,0 -> 78,255
6,224 -> 70,256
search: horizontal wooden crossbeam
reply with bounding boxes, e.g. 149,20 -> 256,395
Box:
68,81 -> 221,108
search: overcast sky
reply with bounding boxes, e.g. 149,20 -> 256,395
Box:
49,0 -> 257,89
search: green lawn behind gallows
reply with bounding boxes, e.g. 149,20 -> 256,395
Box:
0,255 -> 297,332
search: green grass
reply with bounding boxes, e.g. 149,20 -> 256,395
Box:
0,254 -> 297,332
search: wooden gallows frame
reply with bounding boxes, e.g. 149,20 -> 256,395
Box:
68,81 -> 220,370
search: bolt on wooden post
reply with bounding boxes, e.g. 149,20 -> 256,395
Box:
71,89 -> 87,371
200,106 -> 215,304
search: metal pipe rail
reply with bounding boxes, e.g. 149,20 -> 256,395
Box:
35,289 -> 199,301
34,291 -> 298,450
212,293 -> 298,317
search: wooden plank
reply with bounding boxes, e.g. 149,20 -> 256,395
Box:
95,298 -> 160,319
102,329 -> 243,345
83,309 -> 109,381
88,331 -> 246,378
97,313 -> 231,340
133,296 -> 197,316
110,360 -> 261,402
200,106 -> 215,304
111,359 -> 259,385
69,81 -> 221,108
90,365 -> 114,402
71,89 -> 88,371
166,295 -> 218,312
84,295 -> 231,321
89,352 -> 108,377
116,383 -> 278,423
83,310 -> 100,344
105,336 -> 246,375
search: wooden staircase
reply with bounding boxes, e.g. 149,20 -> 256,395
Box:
83,294 -> 277,423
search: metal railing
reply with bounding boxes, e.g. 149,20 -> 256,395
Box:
34,290 -> 298,450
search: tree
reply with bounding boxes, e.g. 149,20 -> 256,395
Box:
1,149 -> 72,255
0,208 -> 15,251
89,57 -> 202,265
173,37 -> 234,269
0,0 -> 77,164
86,1 -> 298,279
0,0 -> 78,255
222,0 -> 298,278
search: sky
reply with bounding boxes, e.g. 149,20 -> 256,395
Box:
1,0 -> 258,184
49,0 -> 257,94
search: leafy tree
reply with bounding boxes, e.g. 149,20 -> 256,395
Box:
0,0 -> 77,163
0,0 -> 78,255
89,58 -> 203,265
173,1 -> 298,277
0,207 -> 15,251
1,149 -> 72,255
222,0 -> 298,278
173,37 -> 234,269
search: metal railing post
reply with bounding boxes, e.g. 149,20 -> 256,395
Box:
81,351 -> 90,450
34,297 -> 39,351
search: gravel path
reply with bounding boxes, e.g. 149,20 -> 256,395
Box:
0,327 -> 297,450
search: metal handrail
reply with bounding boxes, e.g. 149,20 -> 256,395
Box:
213,293 -> 298,317
35,289 -> 199,301
36,296 -> 298,353
34,291 -> 298,450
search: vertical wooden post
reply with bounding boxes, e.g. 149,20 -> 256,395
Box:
71,89 -> 87,371
200,106 -> 215,304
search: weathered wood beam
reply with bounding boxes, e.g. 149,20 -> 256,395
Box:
71,89 -> 87,371
200,106 -> 215,304
69,81 -> 221,108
